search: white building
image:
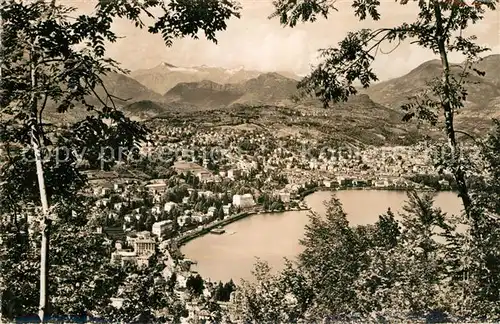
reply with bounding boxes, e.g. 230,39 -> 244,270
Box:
145,183 -> 167,196
207,206 -> 216,217
374,179 -> 389,188
111,232 -> 156,267
152,220 -> 174,238
197,171 -> 212,182
192,214 -> 210,223
164,201 -> 177,213
232,194 -> 255,208
279,192 -> 291,203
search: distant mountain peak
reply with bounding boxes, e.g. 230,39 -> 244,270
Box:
481,54 -> 500,60
261,71 -> 282,78
131,62 -> 301,94
160,62 -> 177,68
410,59 -> 443,73
363,56 -> 500,129
225,65 -> 245,74
250,72 -> 297,84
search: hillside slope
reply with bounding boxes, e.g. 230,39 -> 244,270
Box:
44,72 -> 164,123
472,54 -> 500,86
147,94 -> 428,146
230,73 -> 299,106
163,80 -> 243,108
363,55 -> 500,133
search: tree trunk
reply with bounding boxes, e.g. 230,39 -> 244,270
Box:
30,46 -> 51,323
433,3 -> 473,219
434,1 -> 474,313
33,136 -> 50,323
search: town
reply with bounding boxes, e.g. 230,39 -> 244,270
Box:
66,121 -> 484,320
89,122 -> 480,245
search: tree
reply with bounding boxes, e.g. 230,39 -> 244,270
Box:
213,282 -> 225,302
0,0 -> 241,321
353,209 -> 403,319
167,272 -> 177,293
390,192 -> 449,319
1,216 -> 126,321
215,205 -> 225,220
233,258 -> 313,322
189,190 -> 199,204
105,255 -> 186,323
0,222 -> 39,319
270,0 -> 496,221
270,198 -> 285,212
186,274 -> 205,297
144,214 -> 156,231
298,197 -> 367,319
442,120 -> 500,320
213,279 -> 237,303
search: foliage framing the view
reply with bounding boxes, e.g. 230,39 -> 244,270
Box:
0,0 -> 241,321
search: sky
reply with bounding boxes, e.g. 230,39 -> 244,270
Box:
70,0 -> 499,80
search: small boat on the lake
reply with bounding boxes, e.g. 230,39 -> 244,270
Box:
210,228 -> 225,235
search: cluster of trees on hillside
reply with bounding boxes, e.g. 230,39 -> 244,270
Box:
257,193 -> 286,212
213,280 -> 237,302
130,156 -> 176,179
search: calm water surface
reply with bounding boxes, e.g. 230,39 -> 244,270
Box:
181,190 -> 462,283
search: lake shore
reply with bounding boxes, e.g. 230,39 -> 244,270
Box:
181,190 -> 463,283
177,186 -> 450,246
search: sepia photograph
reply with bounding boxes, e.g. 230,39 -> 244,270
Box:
0,0 -> 499,322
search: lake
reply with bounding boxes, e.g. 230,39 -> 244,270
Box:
181,190 -> 462,283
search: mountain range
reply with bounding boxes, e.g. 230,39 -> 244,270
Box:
130,62 -> 301,95
162,72 -> 299,109
362,54 -> 500,134
363,55 -> 500,115
46,55 -> 500,143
